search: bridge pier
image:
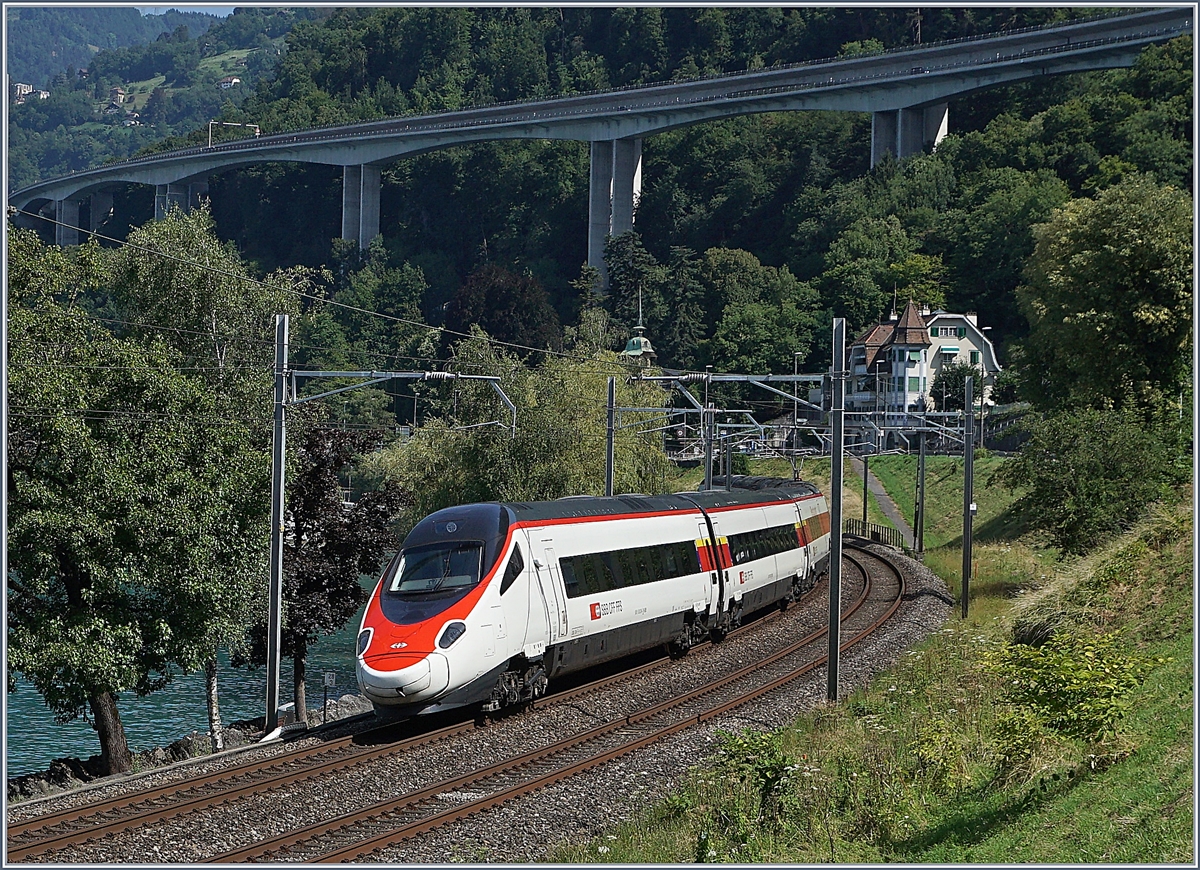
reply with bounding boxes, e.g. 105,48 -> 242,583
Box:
587,140 -> 614,287
341,164 -> 382,251
54,199 -> 81,247
587,137 -> 643,289
870,102 -> 948,167
89,190 -> 113,233
611,138 -> 642,235
154,183 -> 190,220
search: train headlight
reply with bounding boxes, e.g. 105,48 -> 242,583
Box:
438,621 -> 467,649
356,628 -> 373,657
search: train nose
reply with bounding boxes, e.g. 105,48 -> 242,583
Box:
358,652 -> 450,704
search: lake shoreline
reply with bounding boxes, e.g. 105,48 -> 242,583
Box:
7,692 -> 373,803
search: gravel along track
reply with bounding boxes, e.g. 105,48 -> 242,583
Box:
13,544 -> 948,864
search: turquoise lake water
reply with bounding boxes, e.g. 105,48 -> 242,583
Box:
5,600 -> 368,778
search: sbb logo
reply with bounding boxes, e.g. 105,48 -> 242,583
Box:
589,600 -> 624,620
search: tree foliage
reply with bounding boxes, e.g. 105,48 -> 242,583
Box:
443,264 -> 563,354
241,426 -> 406,718
1014,176 -> 1192,414
6,229 -> 276,773
365,329 -> 674,528
6,7 -> 219,88
993,407 -> 1186,556
930,360 -> 984,412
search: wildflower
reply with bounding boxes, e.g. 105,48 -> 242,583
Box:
598,846 -> 610,854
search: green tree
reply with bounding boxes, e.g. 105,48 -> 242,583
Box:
105,207 -> 297,751
443,263 -> 563,354
604,231 -> 667,337
935,168 -> 1072,347
931,360 -> 983,412
6,231 -> 271,773
367,329 -> 674,524
818,215 -> 917,333
1014,176 -> 1193,414
994,407 -> 1185,555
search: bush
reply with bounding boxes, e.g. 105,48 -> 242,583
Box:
988,630 -> 1155,749
993,407 -> 1184,555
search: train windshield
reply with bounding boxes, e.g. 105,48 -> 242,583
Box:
388,542 -> 483,595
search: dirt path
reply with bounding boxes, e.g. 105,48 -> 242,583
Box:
848,457 -> 915,549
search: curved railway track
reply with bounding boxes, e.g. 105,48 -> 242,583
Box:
8,544 -> 904,864
5,647 -> 687,862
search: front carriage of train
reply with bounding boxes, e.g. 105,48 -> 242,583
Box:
355,503 -> 534,717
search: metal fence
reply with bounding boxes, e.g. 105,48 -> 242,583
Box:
843,518 -> 905,550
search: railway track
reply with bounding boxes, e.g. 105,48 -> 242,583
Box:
4,643 -> 688,863
8,545 -> 903,864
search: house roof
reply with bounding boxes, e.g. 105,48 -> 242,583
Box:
851,300 -> 931,368
853,322 -> 895,369
893,299 -> 931,346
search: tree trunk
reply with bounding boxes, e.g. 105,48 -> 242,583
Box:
293,646 -> 307,727
89,690 -> 133,775
204,657 -> 224,753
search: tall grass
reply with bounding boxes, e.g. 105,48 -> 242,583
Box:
550,462 -> 1194,864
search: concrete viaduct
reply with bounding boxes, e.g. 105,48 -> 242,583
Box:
9,7 -> 1190,282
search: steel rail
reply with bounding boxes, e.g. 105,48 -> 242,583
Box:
211,549 -> 898,863
6,590 -> 798,861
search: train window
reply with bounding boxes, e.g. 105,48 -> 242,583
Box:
617,550 -> 636,587
499,544 -> 524,595
600,553 -> 622,591
389,542 -> 483,594
650,546 -> 667,582
663,544 -> 678,576
559,556 -> 577,597
559,538 -> 702,599
727,524 -> 805,564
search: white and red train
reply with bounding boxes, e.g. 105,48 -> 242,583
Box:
355,477 -> 831,717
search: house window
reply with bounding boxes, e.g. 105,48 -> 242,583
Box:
970,350 -> 980,365
957,326 -> 966,338
908,350 -> 921,362
908,376 -> 920,392
932,327 -> 941,337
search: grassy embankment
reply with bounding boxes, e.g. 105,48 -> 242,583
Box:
554,454 -> 1193,863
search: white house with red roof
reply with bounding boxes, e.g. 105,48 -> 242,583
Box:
847,300 -> 1001,421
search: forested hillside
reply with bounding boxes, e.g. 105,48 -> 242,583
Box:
10,8 -> 1193,374
7,8 -> 327,190
205,8 -> 1189,373
5,7 -> 220,89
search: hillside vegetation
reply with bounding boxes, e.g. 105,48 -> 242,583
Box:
5,7 -> 219,88
551,474 -> 1193,863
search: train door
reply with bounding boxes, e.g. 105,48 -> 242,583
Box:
697,517 -> 726,618
543,545 -> 569,640
534,543 -> 568,644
